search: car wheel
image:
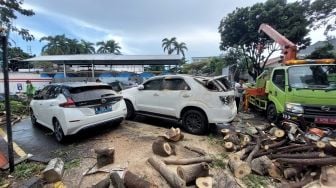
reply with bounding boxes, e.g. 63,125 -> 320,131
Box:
182,110 -> 208,135
53,119 -> 66,143
267,103 -> 278,123
125,100 -> 136,120
30,109 -> 38,126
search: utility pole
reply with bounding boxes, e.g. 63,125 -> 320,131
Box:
1,26 -> 15,172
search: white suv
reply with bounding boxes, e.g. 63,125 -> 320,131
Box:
121,75 -> 237,134
30,82 -> 127,142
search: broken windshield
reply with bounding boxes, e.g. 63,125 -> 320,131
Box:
288,65 -> 336,90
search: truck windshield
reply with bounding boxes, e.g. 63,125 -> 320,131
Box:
288,65 -> 336,90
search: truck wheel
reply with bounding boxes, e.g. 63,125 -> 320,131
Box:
266,103 -> 278,123
182,110 -> 208,135
125,100 -> 136,120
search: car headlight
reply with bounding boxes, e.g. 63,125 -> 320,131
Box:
285,103 -> 304,114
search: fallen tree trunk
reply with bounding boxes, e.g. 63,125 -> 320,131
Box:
268,152 -> 326,159
184,145 -> 206,156
152,139 -> 174,157
148,157 -> 185,188
246,137 -> 261,164
228,154 -> 251,178
263,139 -> 287,150
276,157 -> 336,166
123,171 -> 157,188
277,145 -> 317,154
163,156 -> 212,165
177,162 -> 209,184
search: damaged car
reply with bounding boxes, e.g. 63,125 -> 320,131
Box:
121,75 -> 237,134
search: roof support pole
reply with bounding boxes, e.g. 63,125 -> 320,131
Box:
63,63 -> 66,78
92,63 -> 94,78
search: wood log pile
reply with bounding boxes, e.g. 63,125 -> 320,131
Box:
0,112 -> 22,126
221,121 -> 336,187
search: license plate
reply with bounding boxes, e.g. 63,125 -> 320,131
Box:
315,117 -> 336,125
95,105 -> 112,114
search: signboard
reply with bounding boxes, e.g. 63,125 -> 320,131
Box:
17,83 -> 22,91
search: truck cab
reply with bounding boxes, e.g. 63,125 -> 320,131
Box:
265,64 -> 336,125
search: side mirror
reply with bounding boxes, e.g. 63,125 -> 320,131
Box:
137,85 -> 144,90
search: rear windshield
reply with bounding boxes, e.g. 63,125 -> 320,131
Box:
194,77 -> 231,92
66,85 -> 115,102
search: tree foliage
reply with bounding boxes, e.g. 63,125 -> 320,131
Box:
308,0 -> 336,36
0,0 -> 35,41
162,37 -> 188,57
306,42 -> 336,59
219,0 -> 311,80
96,40 -> 122,54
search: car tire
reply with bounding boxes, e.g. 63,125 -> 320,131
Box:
53,119 -> 66,143
266,103 -> 278,123
30,109 -> 38,127
182,109 -> 208,135
125,100 -> 136,120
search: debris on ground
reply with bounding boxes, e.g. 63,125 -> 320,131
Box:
42,158 -> 64,183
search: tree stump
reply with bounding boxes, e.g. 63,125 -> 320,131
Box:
42,158 -> 64,183
224,134 -> 240,145
224,142 -> 235,152
177,162 -> 209,184
228,154 -> 251,178
95,148 -> 115,168
221,129 -> 231,137
196,177 -> 213,188
269,127 -> 285,138
152,139 -> 174,157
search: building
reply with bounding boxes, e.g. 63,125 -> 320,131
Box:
191,56 -> 219,63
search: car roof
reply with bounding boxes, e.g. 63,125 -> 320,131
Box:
146,74 -> 217,80
50,82 -> 109,88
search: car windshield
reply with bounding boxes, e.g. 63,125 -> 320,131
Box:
288,65 -> 336,90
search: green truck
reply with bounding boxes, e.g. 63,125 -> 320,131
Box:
249,63 -> 336,125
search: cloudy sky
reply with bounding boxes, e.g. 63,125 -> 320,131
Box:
10,0 -> 330,59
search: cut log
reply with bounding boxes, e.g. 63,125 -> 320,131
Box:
177,162 -> 209,184
163,156 -> 212,165
95,148 -> 115,168
123,170 -> 157,188
110,172 -> 125,188
224,142 -> 235,152
263,139 -> 287,150
184,145 -> 206,156
246,137 -> 261,164
269,127 -> 285,138
92,177 -> 110,188
268,152 -> 327,159
42,158 -> 64,183
276,157 -> 336,166
322,143 -> 336,155
283,167 -> 303,179
228,154 -> 251,178
148,157 -> 185,188
196,177 -> 213,188
250,156 -> 272,176
221,129 -> 231,137
316,141 -> 326,149
320,165 -> 336,187
152,139 -> 173,157
163,127 -> 183,142
267,163 -> 282,179
223,134 -> 240,145
329,140 -> 336,148
276,145 -> 317,154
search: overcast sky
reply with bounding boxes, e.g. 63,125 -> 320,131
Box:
10,0 -> 330,59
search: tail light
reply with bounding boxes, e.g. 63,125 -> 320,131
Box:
59,98 -> 76,108
219,96 -> 233,105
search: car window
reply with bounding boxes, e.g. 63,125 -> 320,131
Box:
272,70 -> 285,90
47,86 -> 61,99
68,85 -> 115,102
143,79 -> 163,90
163,78 -> 190,90
37,86 -> 51,100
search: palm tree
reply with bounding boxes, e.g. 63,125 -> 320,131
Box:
40,34 -> 70,55
96,40 -> 122,54
80,40 -> 95,54
162,37 -> 177,54
174,42 -> 188,57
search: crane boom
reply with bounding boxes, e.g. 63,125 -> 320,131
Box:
258,23 -> 297,63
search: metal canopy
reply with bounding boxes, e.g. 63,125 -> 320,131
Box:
23,54 -> 182,65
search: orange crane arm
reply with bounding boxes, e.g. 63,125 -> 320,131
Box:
258,23 -> 297,63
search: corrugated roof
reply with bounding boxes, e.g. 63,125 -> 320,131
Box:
23,54 -> 182,65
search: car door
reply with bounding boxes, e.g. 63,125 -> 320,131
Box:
159,78 -> 192,117
269,69 -> 286,112
135,78 -> 163,113
32,86 -> 50,125
39,86 -> 61,129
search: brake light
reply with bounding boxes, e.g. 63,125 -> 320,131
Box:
59,98 -> 76,108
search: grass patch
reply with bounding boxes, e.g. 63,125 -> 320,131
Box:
210,153 -> 228,169
64,159 -> 80,170
207,134 -> 225,145
12,162 -> 45,179
242,174 -> 269,188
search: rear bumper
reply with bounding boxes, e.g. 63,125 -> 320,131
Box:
207,103 -> 237,124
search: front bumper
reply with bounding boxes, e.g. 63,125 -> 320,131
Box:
283,111 -> 336,125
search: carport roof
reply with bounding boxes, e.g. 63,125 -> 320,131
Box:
23,54 -> 182,65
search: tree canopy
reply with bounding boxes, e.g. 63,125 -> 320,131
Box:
306,42 -> 336,59
96,40 -> 122,54
0,0 -> 35,41
308,0 -> 336,36
219,0 -> 311,80
162,37 -> 188,57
